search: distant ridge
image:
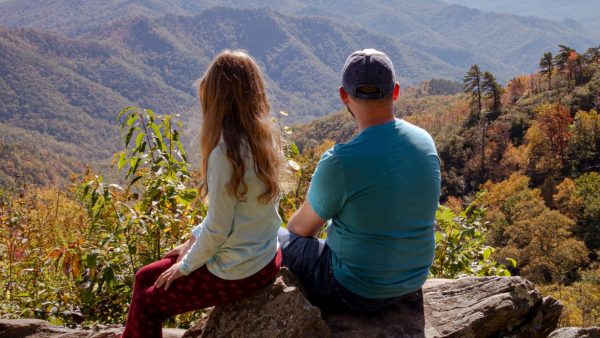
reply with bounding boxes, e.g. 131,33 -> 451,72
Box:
0,0 -> 594,80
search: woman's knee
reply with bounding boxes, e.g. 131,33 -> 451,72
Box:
134,259 -> 172,286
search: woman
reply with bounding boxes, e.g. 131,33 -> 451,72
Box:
122,50 -> 283,338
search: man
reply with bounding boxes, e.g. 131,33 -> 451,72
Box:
278,49 -> 441,312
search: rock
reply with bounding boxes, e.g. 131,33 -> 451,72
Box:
548,327 -> 600,338
0,319 -> 186,338
182,268 -> 331,338
0,319 -> 74,338
325,276 -> 561,338
184,270 -> 563,338
0,272 -> 563,338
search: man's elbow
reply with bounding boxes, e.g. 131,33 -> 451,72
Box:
287,216 -> 312,237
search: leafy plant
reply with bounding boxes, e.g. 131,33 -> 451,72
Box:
1,107 -> 206,327
431,196 -> 513,278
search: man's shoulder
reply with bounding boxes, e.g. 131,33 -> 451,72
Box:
400,119 -> 434,139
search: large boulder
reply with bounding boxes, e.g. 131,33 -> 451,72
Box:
182,268 -> 331,338
184,268 -> 563,338
0,269 -> 565,338
548,327 -> 600,338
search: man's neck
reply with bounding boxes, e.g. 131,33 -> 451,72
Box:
356,112 -> 395,132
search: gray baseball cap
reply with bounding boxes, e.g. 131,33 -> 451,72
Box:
342,49 -> 396,99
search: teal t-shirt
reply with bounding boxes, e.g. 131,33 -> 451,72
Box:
307,118 -> 440,299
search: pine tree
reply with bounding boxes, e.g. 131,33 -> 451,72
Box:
539,52 -> 554,90
585,46 -> 600,65
555,45 -> 574,70
555,45 -> 576,87
482,71 -> 503,121
464,65 -> 483,118
464,65 -> 486,177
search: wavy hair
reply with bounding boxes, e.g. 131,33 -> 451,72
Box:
198,50 -> 281,203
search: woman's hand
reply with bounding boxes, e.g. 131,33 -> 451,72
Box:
162,236 -> 196,262
154,261 -> 184,291
162,244 -> 183,259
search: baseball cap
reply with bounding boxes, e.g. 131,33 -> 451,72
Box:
341,49 -> 396,99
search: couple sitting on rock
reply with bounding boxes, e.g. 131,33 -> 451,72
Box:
121,48 -> 441,338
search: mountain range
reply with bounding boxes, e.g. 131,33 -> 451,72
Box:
0,0 -> 594,80
443,0 -> 600,39
0,0 -> 596,187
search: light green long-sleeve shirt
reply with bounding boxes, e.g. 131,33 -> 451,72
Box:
179,143 -> 281,279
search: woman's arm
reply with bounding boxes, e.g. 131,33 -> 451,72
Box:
179,145 -> 237,275
155,146 -> 236,289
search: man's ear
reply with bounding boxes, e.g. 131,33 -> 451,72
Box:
392,82 -> 401,101
339,86 -> 350,105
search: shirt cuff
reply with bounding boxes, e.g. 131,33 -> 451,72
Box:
178,260 -> 193,276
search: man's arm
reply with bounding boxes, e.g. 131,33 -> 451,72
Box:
287,201 -> 326,237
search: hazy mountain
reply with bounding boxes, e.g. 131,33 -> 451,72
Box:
0,26 -> 199,166
0,0 -> 594,81
0,7 -> 465,178
442,0 -> 600,38
0,1 -> 596,185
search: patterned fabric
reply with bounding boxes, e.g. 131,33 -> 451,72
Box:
121,249 -> 281,338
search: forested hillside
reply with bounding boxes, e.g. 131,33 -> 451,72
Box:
0,0 -> 593,80
0,7 -> 467,188
0,1 -> 595,188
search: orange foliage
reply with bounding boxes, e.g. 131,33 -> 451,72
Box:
535,103 -> 573,164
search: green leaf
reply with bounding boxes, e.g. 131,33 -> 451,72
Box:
179,189 -> 198,203
86,252 -> 98,268
290,142 -> 300,157
49,316 -> 64,326
117,106 -> 137,123
506,257 -> 517,268
127,113 -> 138,127
124,128 -> 134,148
135,132 -> 145,149
103,267 -> 115,287
117,152 -> 127,170
483,247 -> 492,260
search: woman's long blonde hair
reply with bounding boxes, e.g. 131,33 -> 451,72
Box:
198,50 -> 281,203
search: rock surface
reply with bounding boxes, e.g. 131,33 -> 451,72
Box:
0,270 -> 567,338
548,327 -> 600,338
0,319 -> 186,338
184,269 -> 563,338
182,268 -> 331,338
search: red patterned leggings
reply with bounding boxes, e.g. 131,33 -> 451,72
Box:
121,250 -> 281,338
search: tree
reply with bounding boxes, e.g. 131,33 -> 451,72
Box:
539,52 -> 554,90
569,109 -> 600,174
482,71 -> 503,120
574,172 -> 600,249
555,45 -> 575,72
506,75 -> 529,103
464,65 -> 486,176
584,45 -> 600,65
464,65 -> 483,119
554,45 -> 578,88
479,174 -> 588,284
534,103 -> 572,169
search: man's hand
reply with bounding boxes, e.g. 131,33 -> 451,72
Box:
288,201 -> 326,237
154,261 -> 185,291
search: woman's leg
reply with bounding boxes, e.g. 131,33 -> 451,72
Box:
122,250 -> 281,338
